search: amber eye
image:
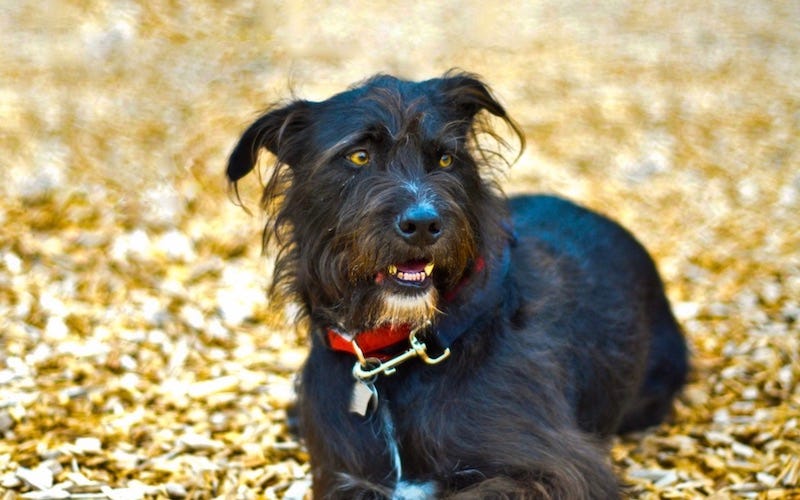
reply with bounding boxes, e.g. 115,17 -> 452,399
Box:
348,150 -> 370,166
439,152 -> 454,168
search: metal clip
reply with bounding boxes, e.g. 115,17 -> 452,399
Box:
351,323 -> 450,380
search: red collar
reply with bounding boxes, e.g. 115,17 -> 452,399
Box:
326,257 -> 486,361
327,324 -> 412,361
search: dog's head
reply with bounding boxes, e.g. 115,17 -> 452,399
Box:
227,72 -> 522,331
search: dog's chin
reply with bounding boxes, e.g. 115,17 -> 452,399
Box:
374,287 -> 439,328
368,259 -> 441,327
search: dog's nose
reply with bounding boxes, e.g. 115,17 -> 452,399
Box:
396,204 -> 442,246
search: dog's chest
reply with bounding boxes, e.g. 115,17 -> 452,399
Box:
380,370 -> 459,465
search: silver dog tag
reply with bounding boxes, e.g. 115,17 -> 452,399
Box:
350,380 -> 378,416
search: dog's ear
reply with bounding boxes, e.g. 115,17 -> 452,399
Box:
226,100 -> 312,183
438,73 -> 525,161
439,74 -> 510,121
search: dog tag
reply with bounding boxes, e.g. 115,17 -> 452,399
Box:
350,380 -> 378,416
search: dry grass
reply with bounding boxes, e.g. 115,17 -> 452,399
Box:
1,1 -> 798,498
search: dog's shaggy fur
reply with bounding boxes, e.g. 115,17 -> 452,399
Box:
226,72 -> 688,499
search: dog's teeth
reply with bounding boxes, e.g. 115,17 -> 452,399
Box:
387,264 -> 433,283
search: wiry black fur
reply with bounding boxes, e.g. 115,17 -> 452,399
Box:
226,72 -> 688,499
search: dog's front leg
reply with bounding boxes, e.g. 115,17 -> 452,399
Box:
298,344 -> 405,499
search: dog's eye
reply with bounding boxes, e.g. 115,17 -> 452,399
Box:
347,150 -> 370,167
438,153 -> 454,168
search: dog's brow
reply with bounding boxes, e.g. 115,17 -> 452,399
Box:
313,132 -> 364,167
330,128 -> 379,150
308,127 -> 386,174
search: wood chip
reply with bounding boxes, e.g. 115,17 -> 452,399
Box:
16,466 -> 54,491
164,483 -> 187,498
187,376 -> 239,399
73,437 -> 103,455
175,433 -> 224,452
19,490 -> 70,500
283,479 -> 312,500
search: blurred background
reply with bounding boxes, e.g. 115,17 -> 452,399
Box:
1,1 -> 798,498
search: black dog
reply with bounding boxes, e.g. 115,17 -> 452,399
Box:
226,72 -> 688,499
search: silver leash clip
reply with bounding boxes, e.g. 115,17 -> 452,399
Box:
351,322 -> 450,380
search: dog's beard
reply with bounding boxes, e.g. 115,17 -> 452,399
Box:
373,287 -> 440,328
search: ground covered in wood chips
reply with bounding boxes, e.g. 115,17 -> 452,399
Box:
1,1 -> 798,499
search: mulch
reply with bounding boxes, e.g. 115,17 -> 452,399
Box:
1,1 -> 798,498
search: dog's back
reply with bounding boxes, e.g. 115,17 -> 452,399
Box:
509,194 -> 688,435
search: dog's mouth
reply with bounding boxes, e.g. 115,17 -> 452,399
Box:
376,260 -> 434,288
